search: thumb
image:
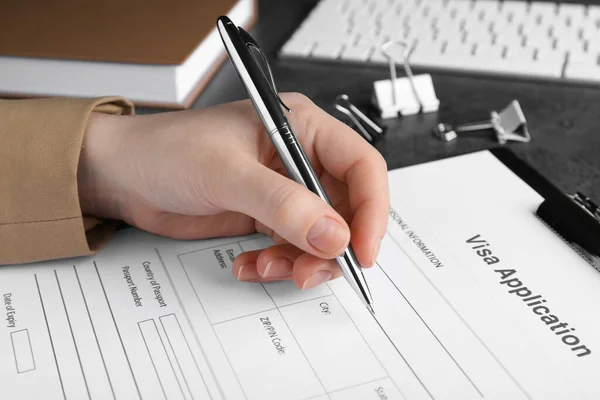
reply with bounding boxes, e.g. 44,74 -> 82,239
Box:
222,163 -> 350,259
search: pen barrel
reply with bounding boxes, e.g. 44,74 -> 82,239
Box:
270,124 -> 374,308
270,124 -> 332,204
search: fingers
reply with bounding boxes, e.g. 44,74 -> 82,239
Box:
232,244 -> 343,289
220,162 -> 351,259
257,244 -> 303,279
232,250 -> 263,281
292,253 -> 342,290
285,94 -> 390,267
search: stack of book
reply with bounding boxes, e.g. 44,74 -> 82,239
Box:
0,0 -> 257,108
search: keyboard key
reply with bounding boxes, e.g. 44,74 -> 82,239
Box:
311,41 -> 345,59
565,54 -> 600,82
529,1 -> 558,24
472,0 -> 501,16
534,50 -> 567,75
552,35 -> 584,57
494,30 -> 524,47
447,0 -> 473,19
588,5 -> 600,22
341,44 -> 374,62
585,39 -> 600,54
501,58 -> 563,78
501,1 -> 531,24
410,40 -> 445,68
581,23 -> 600,41
557,3 -> 586,25
569,49 -> 598,64
522,21 -> 552,40
369,48 -> 388,64
504,46 -> 536,61
281,36 -> 315,57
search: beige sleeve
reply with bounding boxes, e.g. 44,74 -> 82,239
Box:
0,97 -> 134,265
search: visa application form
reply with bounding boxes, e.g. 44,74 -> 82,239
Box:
1,150 -> 599,400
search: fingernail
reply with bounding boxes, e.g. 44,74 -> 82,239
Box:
371,238 -> 382,266
302,270 -> 333,290
307,217 -> 349,254
263,259 -> 293,278
236,263 -> 260,281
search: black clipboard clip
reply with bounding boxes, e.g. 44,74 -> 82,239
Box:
537,191 -> 600,271
571,192 -> 600,222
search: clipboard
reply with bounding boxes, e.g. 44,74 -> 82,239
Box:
490,148 -> 600,271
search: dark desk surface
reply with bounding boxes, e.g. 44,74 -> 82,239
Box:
140,0 -> 600,200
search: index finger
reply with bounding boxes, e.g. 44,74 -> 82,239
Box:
285,93 -> 390,268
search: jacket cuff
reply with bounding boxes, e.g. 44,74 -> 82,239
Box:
0,97 -> 134,265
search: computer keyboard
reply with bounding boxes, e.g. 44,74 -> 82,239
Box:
280,0 -> 600,82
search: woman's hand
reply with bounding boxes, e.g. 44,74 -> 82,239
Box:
78,93 -> 389,289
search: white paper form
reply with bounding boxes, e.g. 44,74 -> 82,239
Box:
1,150 -> 599,399
385,151 -> 600,399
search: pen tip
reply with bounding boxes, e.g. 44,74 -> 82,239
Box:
367,304 -> 375,314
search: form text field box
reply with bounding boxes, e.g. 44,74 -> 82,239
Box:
214,309 -> 324,400
280,296 -> 387,392
179,244 -> 274,324
11,329 -> 35,373
160,314 -> 211,400
138,319 -> 186,400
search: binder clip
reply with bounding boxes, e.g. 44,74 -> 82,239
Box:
372,40 -> 440,119
434,100 -> 531,145
335,94 -> 385,143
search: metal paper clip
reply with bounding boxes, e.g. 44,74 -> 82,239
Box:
434,100 -> 531,144
372,40 -> 440,119
335,94 -> 385,143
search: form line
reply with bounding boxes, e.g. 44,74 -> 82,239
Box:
326,283 -> 408,400
54,269 -> 92,400
277,294 -> 335,310
171,313 -> 213,399
177,250 -> 249,400
155,318 -> 187,398
177,240 -> 244,258
94,261 -> 143,399
327,376 -> 391,395
156,248 -> 222,400
377,262 -> 484,397
34,274 -> 67,400
370,312 -> 435,400
138,320 -> 168,399
73,265 -> 116,399
211,307 -> 278,326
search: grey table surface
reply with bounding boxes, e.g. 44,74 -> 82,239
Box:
139,0 -> 600,201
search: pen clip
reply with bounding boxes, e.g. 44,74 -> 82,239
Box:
238,27 -> 292,113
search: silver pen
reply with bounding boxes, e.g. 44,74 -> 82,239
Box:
217,16 -> 374,313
